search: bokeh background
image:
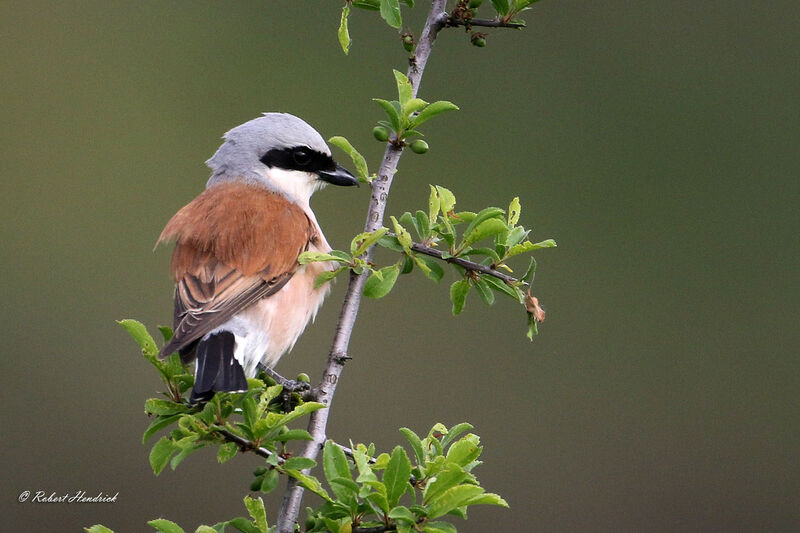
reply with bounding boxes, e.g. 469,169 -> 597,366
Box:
2,1 -> 798,531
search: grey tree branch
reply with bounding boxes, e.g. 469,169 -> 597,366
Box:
446,16 -> 526,29
275,1 -> 449,531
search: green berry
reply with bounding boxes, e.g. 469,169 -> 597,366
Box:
373,125 -> 390,142
402,34 -> 414,52
472,36 -> 486,47
296,372 -> 310,383
410,139 -> 429,154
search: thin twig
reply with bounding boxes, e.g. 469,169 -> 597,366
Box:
275,2 -> 450,531
215,427 -> 282,463
446,16 -> 525,29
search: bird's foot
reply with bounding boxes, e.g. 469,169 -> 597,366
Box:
256,364 -> 311,393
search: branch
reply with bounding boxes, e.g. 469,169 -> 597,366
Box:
214,427 -> 283,463
276,2 -> 449,531
446,16 -> 525,29
396,236 -> 521,285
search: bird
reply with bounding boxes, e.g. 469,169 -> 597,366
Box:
155,113 -> 358,403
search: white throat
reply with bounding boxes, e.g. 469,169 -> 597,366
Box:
257,167 -> 326,208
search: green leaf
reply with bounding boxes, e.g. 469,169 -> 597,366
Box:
435,186 -> 456,215
142,414 -> 182,444
473,277 -> 495,306
507,197 -> 521,226
323,440 -> 352,487
459,218 -> 508,251
118,319 -> 159,358
384,446 -> 412,508
378,234 -> 404,252
399,427 -> 426,465
527,311 -> 538,340
149,437 -> 176,476
352,0 -> 381,9
194,527 -> 217,533
409,100 -> 459,128
390,216 -> 413,253
399,211 -> 420,238
351,228 -> 388,256
363,263 -> 401,298
145,398 -> 189,416
465,491 -> 509,507
283,456 -> 317,471
480,275 -> 523,303
460,207 -> 505,247
504,226 -> 528,248
226,518 -> 260,533
158,326 -> 174,342
85,526 -> 115,533
274,429 -> 313,442
328,136 -> 368,182
298,251 -> 350,265
415,255 -> 444,282
423,463 -> 468,505
446,435 -> 482,467
415,210 -> 430,240
373,98 -> 401,132
388,506 -> 417,524
393,69 -> 413,105
314,268 -> 345,289
422,523 -> 458,533
147,519 -> 186,533
217,442 -> 238,464
428,185 -> 440,224
260,469 -> 279,493
285,469 -> 332,501
427,485 -> 485,519
449,279 -> 470,315
442,423 -> 474,450
490,0 -> 509,16
522,256 -> 537,283
404,97 -> 429,116
243,496 -> 269,533
338,5 -> 351,55
380,0 -> 402,28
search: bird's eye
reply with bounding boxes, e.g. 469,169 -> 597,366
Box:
293,149 -> 310,166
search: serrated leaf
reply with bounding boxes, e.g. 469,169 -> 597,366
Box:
427,485 -> 485,519
373,98 -> 401,132
429,185 -> 440,224
147,519 -> 186,533
384,446 -> 412,508
393,69 -> 413,104
363,263 -> 401,298
459,218 -> 508,251
323,440 -> 352,486
329,136 -> 369,182
243,496 -> 269,533
314,268 -> 345,289
142,414 -> 182,444
380,0 -> 402,28
351,227 -> 388,256
338,5 -> 351,55
446,435 -> 482,467
149,437 -> 176,475
409,100 -> 459,128
118,319 -> 159,358
283,456 -> 317,471
434,186 -> 456,215
450,279 -> 470,315
465,492 -> 509,507
480,275 -> 523,303
507,197 -> 521,226
217,442 -> 238,464
473,277 -> 495,306
415,255 -> 444,282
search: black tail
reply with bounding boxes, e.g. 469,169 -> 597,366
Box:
190,331 -> 248,404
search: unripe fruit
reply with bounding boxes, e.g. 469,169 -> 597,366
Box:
296,372 -> 310,383
402,34 -> 414,52
253,466 -> 267,476
472,35 -> 486,47
373,125 -> 390,142
410,139 -> 429,154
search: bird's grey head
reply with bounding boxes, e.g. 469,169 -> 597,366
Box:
206,112 -> 357,202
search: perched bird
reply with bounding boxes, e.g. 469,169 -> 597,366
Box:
156,113 -> 358,403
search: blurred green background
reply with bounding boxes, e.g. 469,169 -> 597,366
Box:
2,1 -> 798,531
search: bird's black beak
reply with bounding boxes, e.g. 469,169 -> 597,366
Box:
318,164 -> 359,187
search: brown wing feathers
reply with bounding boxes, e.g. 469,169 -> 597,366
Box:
157,182 -> 314,359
